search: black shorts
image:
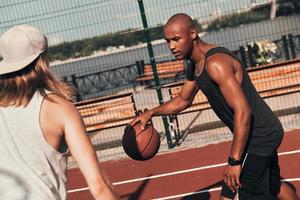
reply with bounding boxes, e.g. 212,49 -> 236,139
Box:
221,152 -> 281,200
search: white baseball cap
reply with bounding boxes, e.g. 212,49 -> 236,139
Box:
0,24 -> 47,75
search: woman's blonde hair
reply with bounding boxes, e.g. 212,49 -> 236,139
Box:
0,52 -> 74,107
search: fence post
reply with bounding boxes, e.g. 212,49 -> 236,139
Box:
136,60 -> 146,85
288,34 -> 296,59
282,35 -> 290,60
62,76 -> 68,83
239,46 -> 248,68
71,74 -> 82,102
246,44 -> 255,67
136,60 -> 145,76
137,0 -> 175,149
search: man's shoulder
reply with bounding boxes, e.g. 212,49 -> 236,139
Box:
206,53 -> 233,69
205,53 -> 237,83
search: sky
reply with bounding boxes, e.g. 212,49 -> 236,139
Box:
0,0 -> 270,46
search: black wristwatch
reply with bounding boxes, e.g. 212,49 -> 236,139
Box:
228,156 -> 242,166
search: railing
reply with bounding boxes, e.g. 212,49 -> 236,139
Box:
64,63 -> 140,101
65,34 -> 300,101
234,34 -> 300,68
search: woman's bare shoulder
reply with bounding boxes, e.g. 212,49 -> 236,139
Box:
42,93 -> 79,118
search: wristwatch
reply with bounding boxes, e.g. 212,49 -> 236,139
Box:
228,156 -> 242,166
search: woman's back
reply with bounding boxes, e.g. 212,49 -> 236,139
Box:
0,91 -> 68,199
0,24 -> 118,200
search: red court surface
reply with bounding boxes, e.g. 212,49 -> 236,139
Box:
67,129 -> 300,200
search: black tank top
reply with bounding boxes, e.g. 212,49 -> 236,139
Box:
185,47 -> 283,155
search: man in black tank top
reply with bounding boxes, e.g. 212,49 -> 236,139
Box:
130,13 -> 299,200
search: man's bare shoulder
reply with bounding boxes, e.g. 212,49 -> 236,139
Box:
206,53 -> 234,68
205,54 -> 236,83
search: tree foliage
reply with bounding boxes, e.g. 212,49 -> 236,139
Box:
48,2 -> 296,62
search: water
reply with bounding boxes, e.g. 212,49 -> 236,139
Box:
50,15 -> 300,78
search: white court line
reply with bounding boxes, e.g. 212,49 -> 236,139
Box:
282,178 -> 300,182
153,178 -> 300,200
67,149 -> 300,194
114,163 -> 227,186
278,149 -> 300,156
152,187 -> 222,200
67,163 -> 227,193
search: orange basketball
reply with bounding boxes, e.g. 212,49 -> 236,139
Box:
122,123 -> 160,161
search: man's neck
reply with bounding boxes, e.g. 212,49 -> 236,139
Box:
189,39 -> 209,65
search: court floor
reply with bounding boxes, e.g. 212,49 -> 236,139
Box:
67,129 -> 300,200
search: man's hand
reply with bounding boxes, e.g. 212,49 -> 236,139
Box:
223,165 -> 242,192
129,111 -> 152,130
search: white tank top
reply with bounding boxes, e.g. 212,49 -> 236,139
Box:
0,92 -> 68,200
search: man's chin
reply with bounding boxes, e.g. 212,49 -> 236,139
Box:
174,55 -> 184,60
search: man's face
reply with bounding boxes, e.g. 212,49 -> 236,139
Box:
164,23 -> 193,60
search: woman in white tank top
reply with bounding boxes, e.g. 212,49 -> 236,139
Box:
0,25 -> 119,200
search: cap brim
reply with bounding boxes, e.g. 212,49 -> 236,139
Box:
0,53 -> 41,75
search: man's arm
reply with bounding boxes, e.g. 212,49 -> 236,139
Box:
206,55 -> 252,191
130,80 -> 199,129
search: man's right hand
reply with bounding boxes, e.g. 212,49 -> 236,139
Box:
129,110 -> 153,130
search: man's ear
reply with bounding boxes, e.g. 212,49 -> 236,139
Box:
190,28 -> 197,40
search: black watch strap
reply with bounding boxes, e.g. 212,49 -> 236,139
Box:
228,156 -> 242,166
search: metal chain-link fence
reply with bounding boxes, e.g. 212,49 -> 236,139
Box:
1,0 -> 300,162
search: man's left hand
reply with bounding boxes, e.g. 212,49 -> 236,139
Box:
223,165 -> 242,192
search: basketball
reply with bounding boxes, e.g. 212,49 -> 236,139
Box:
122,122 -> 160,161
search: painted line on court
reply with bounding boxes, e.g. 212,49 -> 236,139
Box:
278,149 -> 300,156
67,149 -> 300,193
114,162 -> 227,186
152,187 -> 222,200
282,178 -> 300,182
68,187 -> 89,193
67,162 -> 227,193
152,178 -> 300,200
